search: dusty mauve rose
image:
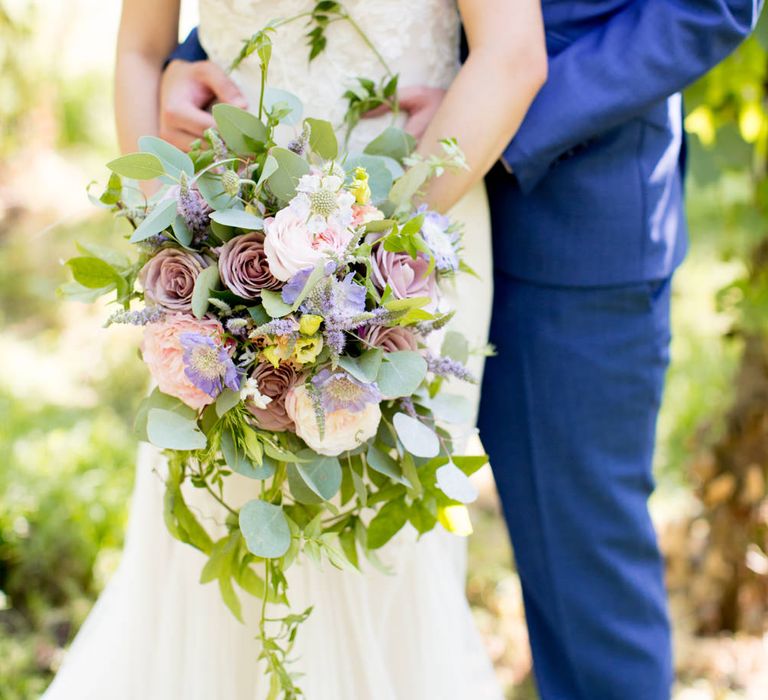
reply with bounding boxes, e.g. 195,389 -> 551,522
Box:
218,231 -> 282,299
364,325 -> 418,352
264,208 -> 353,281
371,244 -> 437,302
139,248 -> 208,312
141,313 -> 226,410
245,362 -> 300,432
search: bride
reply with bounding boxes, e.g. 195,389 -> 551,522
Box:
44,1 -> 545,698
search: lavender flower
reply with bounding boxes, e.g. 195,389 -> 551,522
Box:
180,332 -> 240,397
106,307 -> 165,327
425,352 -> 477,384
178,173 -> 210,244
311,368 -> 381,414
252,318 -> 300,338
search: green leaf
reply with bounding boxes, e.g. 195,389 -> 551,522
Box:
339,528 -> 359,569
376,351 -> 428,399
262,87 -> 304,125
337,348 -> 383,384
267,147 -> 311,204
200,535 -> 236,583
305,117 -> 338,159
135,388 -> 196,441
99,172 -> 123,205
389,161 -> 430,211
392,412 -> 440,458
441,330 -> 469,364
220,428 -> 276,480
171,214 -> 193,248
218,574 -> 244,623
367,497 -> 409,549
191,265 -> 220,319
436,461 -> 478,504
209,209 -> 264,229
107,152 -> 166,180
129,198 -> 178,243
256,155 -> 279,189
213,104 -> 267,154
146,408 -> 207,451
66,256 -> 120,289
239,500 -> 291,559
366,444 -> 409,486
408,499 -> 437,535
260,289 -> 292,318
427,394 -> 473,424
138,135 -> 194,180
287,464 -> 325,504
197,171 -> 235,210
295,451 -> 342,500
215,389 -> 241,417
364,127 -> 416,163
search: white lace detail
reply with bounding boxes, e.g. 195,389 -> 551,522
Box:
198,0 -> 461,151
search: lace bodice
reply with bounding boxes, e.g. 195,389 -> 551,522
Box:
198,0 -> 461,150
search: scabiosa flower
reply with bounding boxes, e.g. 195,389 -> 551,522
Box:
416,205 -> 461,273
179,332 -> 240,398
311,368 -> 381,414
289,164 -> 355,234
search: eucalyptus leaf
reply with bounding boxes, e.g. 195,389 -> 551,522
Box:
209,209 -> 264,230
146,408 -> 207,451
363,127 -> 417,163
261,289 -> 292,318
215,389 -> 241,417
305,117 -> 338,159
366,444 -> 409,486
191,265 -> 220,319
267,147 -> 310,204
107,152 -> 165,180
441,330 -> 469,364
376,351 -> 428,399
138,135 -> 194,180
262,87 -> 304,125
239,499 -> 291,559
337,348 -> 382,384
213,104 -> 267,154
287,464 -> 325,505
428,394 -> 473,424
129,198 -> 178,243
345,154 -> 394,204
256,154 -> 279,189
392,412 -> 440,458
295,452 -> 342,500
197,171 -> 235,210
436,461 -> 478,504
171,214 -> 193,247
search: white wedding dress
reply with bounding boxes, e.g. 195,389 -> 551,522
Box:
43,1 -> 498,698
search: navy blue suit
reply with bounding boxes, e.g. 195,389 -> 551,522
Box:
167,4 -> 760,696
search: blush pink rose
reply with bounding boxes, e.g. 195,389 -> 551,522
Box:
141,313 -> 227,410
264,208 -> 353,281
371,244 -> 437,302
139,248 -> 208,312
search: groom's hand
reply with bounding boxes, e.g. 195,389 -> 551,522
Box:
160,60 -> 247,151
362,86 -> 446,141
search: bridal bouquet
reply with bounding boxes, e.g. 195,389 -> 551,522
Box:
62,18 -> 484,699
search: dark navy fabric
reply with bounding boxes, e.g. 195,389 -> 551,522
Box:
477,272 -> 674,699
166,28 -> 207,66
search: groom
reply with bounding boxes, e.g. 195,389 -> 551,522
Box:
159,3 -> 760,698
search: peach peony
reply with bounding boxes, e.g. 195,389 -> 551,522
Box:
285,384 -> 381,456
141,313 -> 227,410
263,208 -> 353,281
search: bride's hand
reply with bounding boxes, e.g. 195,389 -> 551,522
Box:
160,60 -> 247,151
363,86 -> 446,141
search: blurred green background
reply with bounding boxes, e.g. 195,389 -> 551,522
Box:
1,2 -> 766,698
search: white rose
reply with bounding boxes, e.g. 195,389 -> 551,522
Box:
285,385 -> 382,456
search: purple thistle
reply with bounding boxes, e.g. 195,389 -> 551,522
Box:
180,332 -> 240,397
324,329 -> 347,357
425,352 -> 477,384
311,368 -> 381,414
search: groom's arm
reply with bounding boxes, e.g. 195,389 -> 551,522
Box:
505,0 -> 762,193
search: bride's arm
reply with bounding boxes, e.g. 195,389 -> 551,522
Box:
418,0 -> 547,212
115,0 -> 180,153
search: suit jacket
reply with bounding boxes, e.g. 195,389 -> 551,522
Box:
168,1 -> 761,285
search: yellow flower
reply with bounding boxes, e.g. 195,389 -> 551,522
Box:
437,504 -> 473,536
349,166 -> 371,205
299,314 -> 323,336
293,334 -> 324,364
